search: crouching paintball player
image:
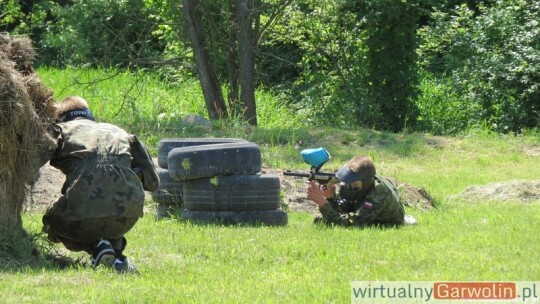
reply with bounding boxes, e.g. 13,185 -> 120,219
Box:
42,96 -> 159,273
307,155 -> 412,227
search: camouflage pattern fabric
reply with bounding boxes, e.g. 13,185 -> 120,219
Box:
318,175 -> 405,227
43,208 -> 137,253
42,118 -> 159,252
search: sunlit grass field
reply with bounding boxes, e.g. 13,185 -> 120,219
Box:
0,68 -> 538,303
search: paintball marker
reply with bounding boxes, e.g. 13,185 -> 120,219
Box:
283,147 -> 339,185
285,147 -> 355,213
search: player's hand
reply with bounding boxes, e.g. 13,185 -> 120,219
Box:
306,181 -> 327,208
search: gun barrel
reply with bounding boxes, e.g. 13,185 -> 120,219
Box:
283,170 -> 339,184
283,170 -> 310,178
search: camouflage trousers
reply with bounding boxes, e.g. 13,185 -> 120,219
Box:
43,196 -> 138,254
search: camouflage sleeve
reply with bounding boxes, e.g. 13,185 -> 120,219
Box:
319,201 -> 378,227
130,135 -> 160,192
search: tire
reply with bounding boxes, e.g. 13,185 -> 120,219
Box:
168,142 -> 262,181
182,209 -> 288,226
183,174 -> 280,211
150,168 -> 183,206
157,138 -> 247,169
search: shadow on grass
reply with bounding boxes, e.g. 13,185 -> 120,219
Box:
0,231 -> 86,272
155,208 -> 289,228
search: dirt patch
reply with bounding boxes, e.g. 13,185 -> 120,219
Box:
451,180 -> 540,203
386,177 -> 435,210
25,163 -> 64,212
271,167 -> 318,213
29,163 -> 539,216
524,146 -> 540,157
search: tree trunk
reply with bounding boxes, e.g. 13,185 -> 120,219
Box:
183,0 -> 228,120
227,0 -> 240,116
236,0 -> 258,126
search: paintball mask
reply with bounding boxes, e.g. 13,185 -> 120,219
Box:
336,163 -> 373,201
338,184 -> 364,201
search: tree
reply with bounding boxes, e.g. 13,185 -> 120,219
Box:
183,0 -> 258,124
235,0 -> 257,125
359,0 -> 423,131
182,0 -> 292,126
183,0 -> 228,120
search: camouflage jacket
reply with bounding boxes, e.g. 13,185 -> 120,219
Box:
49,118 -> 159,220
319,175 -> 404,227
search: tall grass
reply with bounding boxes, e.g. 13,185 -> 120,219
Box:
38,68 -> 303,142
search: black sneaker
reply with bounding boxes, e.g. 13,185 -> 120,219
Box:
91,239 -> 116,268
113,256 -> 140,275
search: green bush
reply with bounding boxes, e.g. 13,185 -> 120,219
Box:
41,0 -> 163,67
269,0 -> 424,132
415,73 -> 480,135
417,0 -> 540,133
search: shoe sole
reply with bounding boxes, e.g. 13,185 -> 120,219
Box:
93,249 -> 116,267
98,253 -> 116,267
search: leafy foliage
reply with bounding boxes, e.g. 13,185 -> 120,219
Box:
415,73 -> 480,134
267,0 -> 426,131
417,0 -> 540,133
0,0 -> 24,33
349,0 -> 426,132
3,0 -> 539,134
270,1 -> 365,127
41,0 -> 163,67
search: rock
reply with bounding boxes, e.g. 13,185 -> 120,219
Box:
182,114 -> 211,127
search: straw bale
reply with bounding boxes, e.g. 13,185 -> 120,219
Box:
0,34 -> 56,230
0,33 -> 36,75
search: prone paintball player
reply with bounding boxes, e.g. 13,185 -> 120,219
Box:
286,148 -> 414,226
42,96 -> 159,273
307,154 -> 409,227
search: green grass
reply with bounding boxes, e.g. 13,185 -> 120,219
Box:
3,202 -> 540,303
1,68 -> 538,303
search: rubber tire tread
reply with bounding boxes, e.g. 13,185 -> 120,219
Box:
150,168 -> 183,206
157,138 -> 247,169
167,142 -> 262,181
182,209 -> 288,226
183,174 -> 280,211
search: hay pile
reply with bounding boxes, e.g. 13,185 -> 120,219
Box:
452,180 -> 540,203
0,33 -> 56,231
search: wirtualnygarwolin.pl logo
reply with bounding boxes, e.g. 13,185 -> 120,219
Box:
351,281 -> 539,303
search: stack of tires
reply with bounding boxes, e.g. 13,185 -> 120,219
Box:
150,166 -> 184,219
155,138 -> 288,226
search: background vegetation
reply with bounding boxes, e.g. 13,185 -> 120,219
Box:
2,0 -> 539,134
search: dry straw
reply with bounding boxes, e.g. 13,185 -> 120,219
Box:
0,33 -> 56,232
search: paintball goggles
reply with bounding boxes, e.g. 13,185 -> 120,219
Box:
283,147 -> 339,185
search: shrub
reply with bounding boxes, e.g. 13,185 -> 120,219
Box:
42,0 -> 163,67
417,0 -> 540,133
